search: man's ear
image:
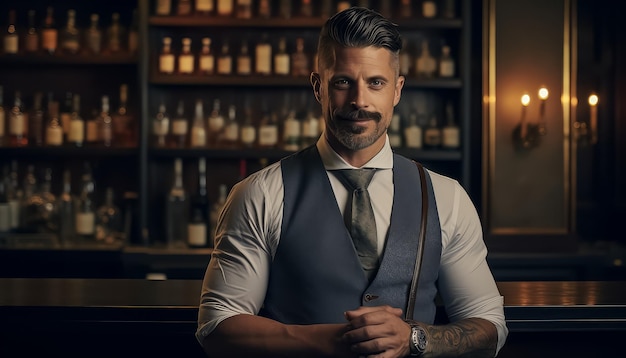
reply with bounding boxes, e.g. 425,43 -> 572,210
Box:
310,72 -> 322,103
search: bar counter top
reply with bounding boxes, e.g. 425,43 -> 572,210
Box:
1,279 -> 625,357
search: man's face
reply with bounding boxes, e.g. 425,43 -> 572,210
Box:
313,45 -> 404,154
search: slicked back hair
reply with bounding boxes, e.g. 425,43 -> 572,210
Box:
317,7 -> 402,74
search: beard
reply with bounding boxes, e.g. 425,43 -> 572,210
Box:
327,108 -> 385,151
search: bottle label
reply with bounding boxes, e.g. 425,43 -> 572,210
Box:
62,39 -> 80,53
153,119 -> 170,136
46,126 -> 64,146
217,57 -> 232,75
68,119 -> 85,143
224,124 -> 239,141
241,126 -> 256,145
274,55 -> 290,75
439,61 -> 455,77
283,119 -> 301,138
389,133 -> 402,148
190,127 -> 207,147
86,120 -> 99,142
156,0 -> 172,15
25,35 -> 38,52
404,127 -> 423,149
196,0 -> 214,12
188,223 -> 207,246
61,113 -> 72,135
76,212 -> 95,235
258,126 -> 278,146
41,29 -> 58,52
200,55 -> 215,74
423,1 -> 437,18
179,56 -> 195,74
160,54 -> 175,74
442,127 -> 460,148
424,129 -> 442,146
217,0 -> 234,15
3,35 -> 19,54
255,45 -> 272,74
8,200 -> 20,228
237,57 -> 251,75
9,113 -> 25,135
302,119 -> 319,137
172,119 -> 188,135
209,116 -> 224,132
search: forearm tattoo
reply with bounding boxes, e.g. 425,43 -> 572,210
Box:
425,318 -> 498,358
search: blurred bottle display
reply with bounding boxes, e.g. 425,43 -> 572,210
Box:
165,158 -> 188,248
188,157 -> 210,248
96,187 -> 122,244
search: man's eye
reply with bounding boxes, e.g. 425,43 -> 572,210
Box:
334,79 -> 350,88
371,80 -> 384,87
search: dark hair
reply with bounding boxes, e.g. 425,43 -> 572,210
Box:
317,7 -> 402,71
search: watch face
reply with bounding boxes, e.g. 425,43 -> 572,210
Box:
411,325 -> 427,355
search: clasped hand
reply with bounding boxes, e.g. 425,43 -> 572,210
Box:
342,305 -> 412,358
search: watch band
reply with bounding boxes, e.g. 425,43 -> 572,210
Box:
408,323 -> 428,357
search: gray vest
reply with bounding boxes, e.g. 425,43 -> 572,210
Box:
260,146 -> 441,324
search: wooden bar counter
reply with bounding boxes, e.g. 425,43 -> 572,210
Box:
1,279 -> 625,357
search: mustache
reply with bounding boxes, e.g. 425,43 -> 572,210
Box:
334,108 -> 382,122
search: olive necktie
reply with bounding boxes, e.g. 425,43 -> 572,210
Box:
334,169 -> 378,281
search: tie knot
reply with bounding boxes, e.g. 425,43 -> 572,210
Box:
335,169 -> 376,191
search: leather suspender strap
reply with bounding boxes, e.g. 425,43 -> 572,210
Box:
404,161 -> 429,320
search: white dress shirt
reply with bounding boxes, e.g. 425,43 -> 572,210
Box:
197,135 -> 508,354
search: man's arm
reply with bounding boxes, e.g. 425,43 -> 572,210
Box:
412,318 -> 498,358
200,314 -> 357,358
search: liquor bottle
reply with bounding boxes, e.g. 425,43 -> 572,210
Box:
178,37 -> 195,74
113,84 -> 135,147
19,165 -> 37,231
255,33 -> 272,75
106,13 -> 126,54
45,99 -> 63,146
291,37 -> 309,77
67,94 -> 84,147
165,158 -> 188,248
156,0 -> 173,15
257,0 -> 271,18
336,1 -> 351,12
236,40 -> 252,76
24,10 -> 39,53
28,91 -> 45,147
301,110 -> 320,147
278,0 -> 292,18
0,167 -> 10,233
60,92 -> 73,141
219,104 -> 239,148
60,9 -> 80,55
195,0 -> 214,15
190,99 -> 207,147
399,38 -> 412,76
177,0 -> 193,15
422,0 -> 437,18
207,99 -> 225,147
85,14 -> 102,54
299,0 -> 313,17
399,0 -> 413,18
76,163 -> 96,240
188,157 -> 210,248
415,39 -> 437,78
0,86 -> 5,146
4,10 -> 18,55
404,113 -> 422,149
388,113 -> 403,148
282,110 -> 301,151
24,167 -> 57,234
320,0 -> 333,18
239,102 -> 256,148
257,107 -> 279,148
7,161 -> 21,231
209,184 -> 228,245
9,91 -> 27,147
96,187 -> 122,244
41,7 -> 58,55
216,40 -> 233,75
170,100 -> 189,148
153,101 -> 170,148
274,37 -> 290,76
442,101 -> 460,149
99,95 -> 113,147
217,0 -> 235,17
423,116 -> 442,149
159,36 -> 175,74
438,45 -> 455,78
128,9 -> 139,54
57,169 -> 76,244
236,0 -> 253,19
199,37 -> 215,75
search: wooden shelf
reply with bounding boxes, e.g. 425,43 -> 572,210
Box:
0,146 -> 139,158
0,53 -> 138,65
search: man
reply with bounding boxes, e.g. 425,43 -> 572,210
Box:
197,7 -> 507,358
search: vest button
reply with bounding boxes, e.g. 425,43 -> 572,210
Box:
363,293 -> 379,302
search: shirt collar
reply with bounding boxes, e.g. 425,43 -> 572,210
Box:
316,134 -> 394,170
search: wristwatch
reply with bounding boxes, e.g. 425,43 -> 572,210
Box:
408,323 -> 428,357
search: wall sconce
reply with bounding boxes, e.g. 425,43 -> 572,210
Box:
573,93 -> 599,146
513,87 -> 548,150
